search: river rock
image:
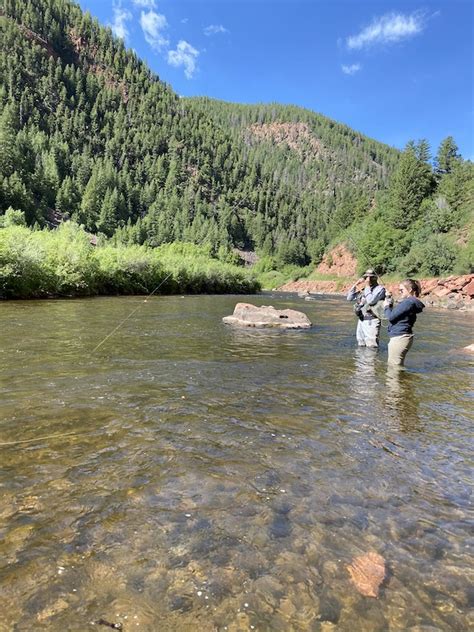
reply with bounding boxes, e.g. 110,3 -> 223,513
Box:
223,303 -> 311,329
347,551 -> 386,598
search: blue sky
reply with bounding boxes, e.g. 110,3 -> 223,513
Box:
77,0 -> 474,160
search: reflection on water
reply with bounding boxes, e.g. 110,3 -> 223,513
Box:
384,369 -> 424,433
0,295 -> 472,631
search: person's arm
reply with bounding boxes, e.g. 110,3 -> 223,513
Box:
384,299 -> 412,323
347,278 -> 364,301
365,285 -> 386,306
347,286 -> 359,301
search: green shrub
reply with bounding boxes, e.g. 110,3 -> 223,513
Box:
0,207 -> 26,227
252,255 -> 278,273
0,225 -> 46,298
42,223 -> 99,295
454,234 -> 474,274
399,234 -> 459,276
95,244 -> 163,294
0,225 -> 260,299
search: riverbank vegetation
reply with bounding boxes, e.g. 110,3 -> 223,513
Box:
0,214 -> 259,299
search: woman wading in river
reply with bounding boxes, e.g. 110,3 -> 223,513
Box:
384,279 -> 425,367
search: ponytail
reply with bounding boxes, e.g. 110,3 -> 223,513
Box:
402,279 -> 421,297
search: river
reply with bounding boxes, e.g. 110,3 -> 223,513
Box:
0,294 -> 472,631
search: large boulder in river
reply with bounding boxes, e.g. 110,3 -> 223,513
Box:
223,302 -> 311,329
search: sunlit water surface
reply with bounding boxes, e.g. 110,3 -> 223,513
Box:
0,294 -> 472,631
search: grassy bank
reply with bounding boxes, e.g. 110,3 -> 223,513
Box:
253,260 -> 355,291
0,221 -> 260,299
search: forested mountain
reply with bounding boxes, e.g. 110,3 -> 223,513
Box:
0,0 -> 400,266
185,98 -> 402,264
0,0 -> 472,276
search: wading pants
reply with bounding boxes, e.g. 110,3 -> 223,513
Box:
388,334 -> 414,366
356,318 -> 381,348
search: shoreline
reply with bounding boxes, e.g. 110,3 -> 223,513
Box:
277,273 -> 474,311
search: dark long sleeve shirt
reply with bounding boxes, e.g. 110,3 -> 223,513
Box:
384,296 -> 425,337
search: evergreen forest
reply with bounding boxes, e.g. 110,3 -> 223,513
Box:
0,0 -> 472,298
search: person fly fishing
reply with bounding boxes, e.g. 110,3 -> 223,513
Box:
347,269 -> 386,348
383,278 -> 425,367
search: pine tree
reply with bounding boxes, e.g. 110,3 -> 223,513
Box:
97,188 -> 118,236
387,144 -> 434,229
435,136 -> 460,175
0,104 -> 19,178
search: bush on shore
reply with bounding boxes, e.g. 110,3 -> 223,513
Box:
0,220 -> 260,299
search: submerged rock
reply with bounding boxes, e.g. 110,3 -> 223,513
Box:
223,303 -> 311,329
347,551 -> 386,598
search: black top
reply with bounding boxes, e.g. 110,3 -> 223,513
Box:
384,296 -> 425,337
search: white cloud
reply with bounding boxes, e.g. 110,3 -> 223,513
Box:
132,0 -> 156,8
341,63 -> 361,75
110,4 -> 132,41
140,9 -> 169,51
347,12 -> 425,50
132,0 -> 156,9
204,24 -> 228,36
168,40 -> 199,78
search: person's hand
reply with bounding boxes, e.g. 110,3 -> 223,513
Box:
384,298 -> 393,308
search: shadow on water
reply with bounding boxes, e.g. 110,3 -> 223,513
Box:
0,294 -> 472,631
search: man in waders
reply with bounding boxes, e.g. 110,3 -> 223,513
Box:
347,269 -> 386,348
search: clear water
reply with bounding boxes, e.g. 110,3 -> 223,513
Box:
0,294 -> 472,631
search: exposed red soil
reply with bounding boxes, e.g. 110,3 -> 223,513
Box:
281,242 -> 474,310
245,122 -> 326,159
316,244 -> 357,276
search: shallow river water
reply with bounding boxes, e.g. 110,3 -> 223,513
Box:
0,294 -> 472,631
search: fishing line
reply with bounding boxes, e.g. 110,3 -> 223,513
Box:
91,274 -> 173,353
91,199 -> 250,353
0,430 -> 84,447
